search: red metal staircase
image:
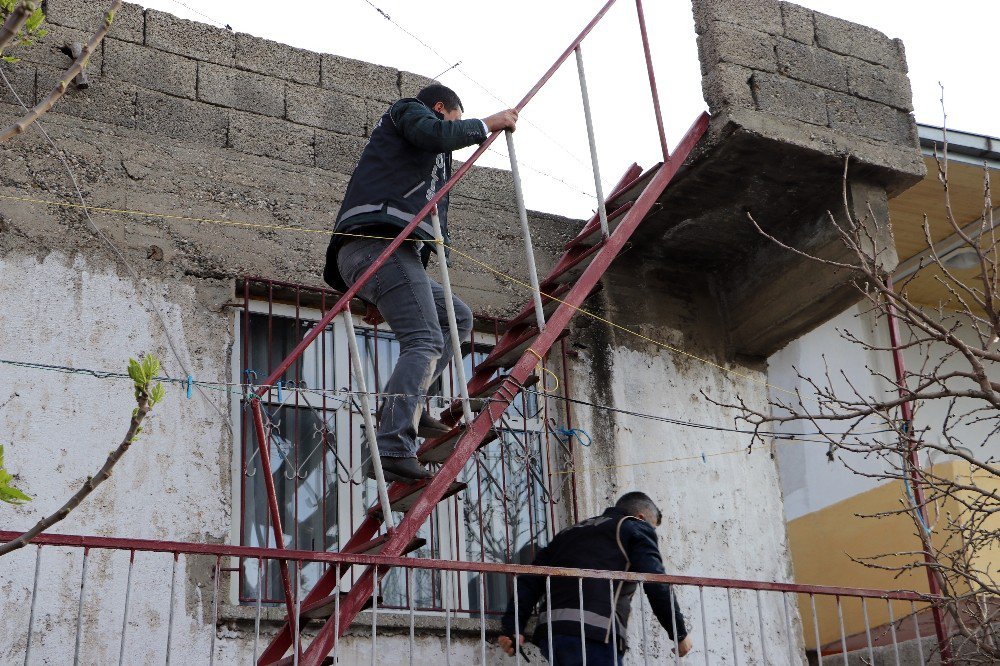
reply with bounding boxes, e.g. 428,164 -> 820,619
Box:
250,1 -> 710,663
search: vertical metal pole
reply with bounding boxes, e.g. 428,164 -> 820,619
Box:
609,580 -> 619,665
342,310 -> 394,528
835,597 -> 848,666
505,130 -> 547,331
445,568 -> 452,666
579,577 -> 588,666
574,45 -> 609,238
24,545 -> 42,666
911,601 -> 926,665
73,548 -> 90,666
430,209 -> 473,425
118,551 -> 135,666
756,589 -> 768,666
887,600 -> 901,666
782,592 -> 796,666
546,576 -> 554,663
884,277 -> 952,665
633,0 -> 669,161
640,583 -> 650,666
671,585 -> 681,666
334,564 -> 341,664
513,575 -> 522,666
293,560 -> 301,666
371,566 -> 378,666
479,573 -> 487,666
253,557 -> 263,664
165,553 -> 178,666
861,597 -> 875,666
810,594 -> 823,666
699,586 -> 709,666
210,556 -> 221,666
726,588 -> 738,666
408,567 -> 415,666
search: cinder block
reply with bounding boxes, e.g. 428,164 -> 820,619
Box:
691,0 -> 782,35
197,62 -> 284,118
0,61 -> 36,107
780,3 -> 814,45
285,83 -> 365,136
365,98 -> 390,136
104,38 -> 197,99
700,62 -> 755,115
44,0 -> 144,44
814,11 -> 904,70
18,22 -> 103,72
321,53 -> 399,103
847,59 -> 912,111
775,39 -> 847,92
145,9 -> 235,66
234,33 -> 320,85
38,66 -> 137,128
697,21 -> 777,75
826,91 -> 915,144
750,72 -> 827,126
229,110 -> 314,166
137,90 -> 228,146
315,129 -> 365,175
399,70 -> 435,98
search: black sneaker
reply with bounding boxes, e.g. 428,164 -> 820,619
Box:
417,412 -> 452,439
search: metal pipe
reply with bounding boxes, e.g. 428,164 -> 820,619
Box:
887,600 -> 901,666
445,568 -> 452,666
634,0 -> 669,160
117,551 -> 135,666
726,588 -> 738,666
836,596 -> 848,666
408,567 -> 416,666
73,548 -> 90,666
24,545 -> 42,666
811,594 -> 823,666
479,573 -> 487,665
253,557 -> 263,663
672,585 -> 682,666
514,575 -> 522,666
166,553 -> 178,665
699,586 -> 709,666
546,576 -> 554,664
333,564 -> 340,664
371,566 -> 378,666
293,560 -> 301,666
861,597 -> 875,666
884,276 -> 953,665
640,583 -> 650,666
609,579 -> 619,666
505,130 -> 547,331
757,589 -> 768,665
911,600 -> 926,665
782,592 -> 796,666
579,577 -> 588,666
574,45 -> 609,238
210,556 -> 221,666
430,209 -> 473,424
342,310 -> 394,528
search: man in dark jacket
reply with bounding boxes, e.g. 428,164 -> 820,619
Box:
499,492 -> 693,664
323,83 -> 517,481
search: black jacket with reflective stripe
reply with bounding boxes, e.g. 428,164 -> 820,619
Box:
500,507 -> 688,649
322,98 -> 488,291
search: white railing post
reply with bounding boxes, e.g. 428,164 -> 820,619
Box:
430,210 -> 474,425
505,131 -> 547,331
574,45 -> 609,238
342,310 -> 395,528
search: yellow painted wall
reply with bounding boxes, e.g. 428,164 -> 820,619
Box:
786,461 -> 1000,648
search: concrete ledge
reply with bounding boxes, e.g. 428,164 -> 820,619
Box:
43,0 -> 145,44
235,33 -> 321,86
321,53 -> 399,103
145,8 -> 235,66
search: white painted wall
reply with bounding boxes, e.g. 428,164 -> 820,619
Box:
771,302 -> 1000,522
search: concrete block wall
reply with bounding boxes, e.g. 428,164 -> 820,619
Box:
693,0 -> 924,193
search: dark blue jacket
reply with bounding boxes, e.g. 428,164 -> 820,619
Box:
323,98 -> 488,291
501,507 -> 688,650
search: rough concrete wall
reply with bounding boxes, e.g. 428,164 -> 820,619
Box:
693,0 -> 924,193
563,263 -> 805,663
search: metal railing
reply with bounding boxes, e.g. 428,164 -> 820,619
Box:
0,530 -> 936,665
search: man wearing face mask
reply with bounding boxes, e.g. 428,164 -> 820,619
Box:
498,491 -> 693,664
324,84 -> 517,482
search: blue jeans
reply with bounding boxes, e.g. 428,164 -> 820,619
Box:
337,238 -> 473,457
542,635 -> 624,666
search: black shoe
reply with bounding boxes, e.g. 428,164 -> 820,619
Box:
417,412 -> 452,439
368,456 -> 434,482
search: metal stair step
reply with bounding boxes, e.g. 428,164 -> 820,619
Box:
439,373 -> 540,423
341,533 -> 426,557
569,200 -> 635,248
540,243 -> 602,289
418,423 -> 499,463
605,162 -> 660,210
368,479 -> 467,518
299,591 -> 378,621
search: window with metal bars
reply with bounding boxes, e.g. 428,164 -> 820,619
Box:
235,279 -> 579,614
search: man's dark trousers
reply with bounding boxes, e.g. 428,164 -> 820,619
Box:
542,635 -> 623,666
337,237 -> 472,458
